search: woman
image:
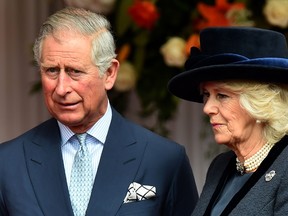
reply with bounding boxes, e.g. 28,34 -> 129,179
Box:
168,27 -> 288,215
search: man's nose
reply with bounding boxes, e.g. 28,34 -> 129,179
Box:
55,71 -> 72,96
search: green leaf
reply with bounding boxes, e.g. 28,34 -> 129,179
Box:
115,0 -> 134,37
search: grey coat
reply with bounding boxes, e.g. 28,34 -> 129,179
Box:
192,136 -> 288,216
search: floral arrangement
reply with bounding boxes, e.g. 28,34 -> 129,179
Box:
40,0 -> 288,136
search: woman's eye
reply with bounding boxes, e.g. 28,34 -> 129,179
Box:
202,92 -> 209,103
217,93 -> 228,99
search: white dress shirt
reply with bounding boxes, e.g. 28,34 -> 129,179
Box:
59,102 -> 112,187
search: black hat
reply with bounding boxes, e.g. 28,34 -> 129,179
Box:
168,27 -> 288,103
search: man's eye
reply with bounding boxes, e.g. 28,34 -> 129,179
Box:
46,67 -> 59,73
41,67 -> 60,79
65,68 -> 82,74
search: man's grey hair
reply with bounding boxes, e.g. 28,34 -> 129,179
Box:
33,7 -> 117,76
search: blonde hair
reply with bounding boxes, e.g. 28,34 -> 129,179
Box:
222,81 -> 288,144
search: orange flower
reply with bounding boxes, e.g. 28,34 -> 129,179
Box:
185,34 -> 200,55
117,44 -> 131,63
128,1 -> 159,30
195,0 -> 245,30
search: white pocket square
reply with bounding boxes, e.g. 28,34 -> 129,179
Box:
123,182 -> 156,203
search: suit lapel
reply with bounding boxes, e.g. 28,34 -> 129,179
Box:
24,118 -> 73,216
86,110 -> 146,216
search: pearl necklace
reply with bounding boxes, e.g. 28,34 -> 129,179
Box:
236,142 -> 275,175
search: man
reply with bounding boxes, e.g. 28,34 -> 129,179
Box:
0,7 -> 198,216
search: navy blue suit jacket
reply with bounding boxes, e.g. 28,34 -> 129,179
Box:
0,109 -> 198,216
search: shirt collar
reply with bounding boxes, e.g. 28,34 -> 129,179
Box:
58,101 -> 112,146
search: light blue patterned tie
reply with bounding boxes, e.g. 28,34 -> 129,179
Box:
69,133 -> 93,216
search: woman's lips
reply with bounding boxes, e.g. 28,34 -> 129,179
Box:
211,123 -> 224,128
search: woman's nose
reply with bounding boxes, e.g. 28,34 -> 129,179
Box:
203,98 -> 218,115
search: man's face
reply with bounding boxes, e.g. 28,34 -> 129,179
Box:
40,30 -> 118,133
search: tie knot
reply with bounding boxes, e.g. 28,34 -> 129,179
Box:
75,133 -> 89,159
76,133 -> 87,147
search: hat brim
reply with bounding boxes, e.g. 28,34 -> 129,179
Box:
168,63 -> 288,103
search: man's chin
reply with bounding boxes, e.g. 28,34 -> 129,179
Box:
56,116 -> 84,127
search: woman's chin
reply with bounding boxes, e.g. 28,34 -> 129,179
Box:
214,136 -> 230,146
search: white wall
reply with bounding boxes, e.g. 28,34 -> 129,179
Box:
0,0 -> 52,142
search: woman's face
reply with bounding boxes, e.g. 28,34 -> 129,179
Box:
201,81 -> 261,149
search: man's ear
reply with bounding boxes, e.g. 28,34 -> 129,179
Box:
104,59 -> 119,90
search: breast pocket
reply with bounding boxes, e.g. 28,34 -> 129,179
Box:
117,199 -> 161,216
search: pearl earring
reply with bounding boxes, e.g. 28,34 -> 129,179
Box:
256,119 -> 261,124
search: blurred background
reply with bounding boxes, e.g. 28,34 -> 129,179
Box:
1,0 -> 287,193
